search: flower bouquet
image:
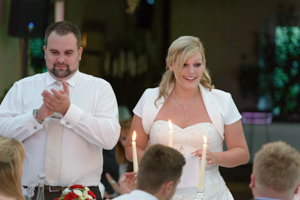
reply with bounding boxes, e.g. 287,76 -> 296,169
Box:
55,185 -> 96,200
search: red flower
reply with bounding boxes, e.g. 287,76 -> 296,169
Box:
54,198 -> 60,200
69,185 -> 84,190
63,192 -> 79,200
88,190 -> 96,199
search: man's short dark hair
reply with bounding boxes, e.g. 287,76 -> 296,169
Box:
45,21 -> 81,49
137,144 -> 185,194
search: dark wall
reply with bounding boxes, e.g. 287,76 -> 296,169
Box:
64,0 -> 300,113
170,0 -> 300,111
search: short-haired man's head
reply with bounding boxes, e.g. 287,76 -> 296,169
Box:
0,136 -> 25,200
137,144 -> 185,194
45,20 -> 81,49
253,141 -> 300,193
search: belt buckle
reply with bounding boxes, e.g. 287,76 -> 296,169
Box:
49,185 -> 60,192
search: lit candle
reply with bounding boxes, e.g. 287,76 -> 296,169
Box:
132,131 -> 139,172
168,120 -> 173,147
198,136 -> 207,190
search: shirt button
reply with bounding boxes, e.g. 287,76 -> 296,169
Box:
66,122 -> 70,125
33,126 -> 37,130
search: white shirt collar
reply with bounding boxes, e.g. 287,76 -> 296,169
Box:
130,190 -> 158,200
45,70 -> 79,88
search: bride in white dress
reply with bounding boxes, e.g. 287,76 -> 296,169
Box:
125,36 -> 249,200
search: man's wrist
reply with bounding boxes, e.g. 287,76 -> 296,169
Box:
33,109 -> 44,124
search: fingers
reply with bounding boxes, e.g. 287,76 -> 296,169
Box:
126,172 -> 137,183
43,99 -> 55,111
51,88 -> 63,99
105,173 -> 121,194
119,172 -> 137,195
206,160 -> 213,165
105,173 -> 116,186
119,173 -> 137,195
198,152 -> 214,165
42,91 -> 59,111
41,85 -> 70,115
62,80 -> 69,95
42,90 -> 58,101
119,172 -> 133,184
131,174 -> 137,185
119,172 -> 137,186
105,173 -> 114,182
192,150 -> 202,156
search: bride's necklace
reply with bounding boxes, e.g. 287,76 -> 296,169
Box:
174,92 -> 198,120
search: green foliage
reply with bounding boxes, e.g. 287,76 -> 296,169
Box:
29,38 -> 46,75
259,4 -> 300,120
273,26 -> 300,115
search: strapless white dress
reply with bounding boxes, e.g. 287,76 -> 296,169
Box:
149,120 -> 234,200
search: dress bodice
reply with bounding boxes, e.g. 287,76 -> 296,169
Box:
149,121 -> 233,200
149,120 -> 223,153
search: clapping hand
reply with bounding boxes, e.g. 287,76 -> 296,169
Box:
41,80 -> 70,116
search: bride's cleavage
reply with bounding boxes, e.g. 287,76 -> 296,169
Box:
154,120 -> 212,129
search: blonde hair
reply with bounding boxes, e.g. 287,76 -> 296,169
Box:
155,36 -> 213,106
0,136 -> 25,200
115,118 -> 132,164
253,141 -> 300,194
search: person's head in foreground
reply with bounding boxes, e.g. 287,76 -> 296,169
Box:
250,141 -> 300,200
137,144 -> 186,200
0,135 -> 25,200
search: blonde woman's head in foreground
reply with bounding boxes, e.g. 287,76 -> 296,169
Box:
0,135 -> 25,200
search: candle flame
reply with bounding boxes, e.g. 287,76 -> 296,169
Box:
204,136 -> 207,143
132,131 -> 137,141
168,119 -> 173,130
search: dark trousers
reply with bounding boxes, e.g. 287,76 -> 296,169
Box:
29,186 -> 102,200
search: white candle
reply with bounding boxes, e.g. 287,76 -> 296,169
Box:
198,136 -> 207,190
168,120 -> 173,147
132,131 -> 139,172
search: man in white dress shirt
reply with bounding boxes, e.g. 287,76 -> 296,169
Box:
250,141 -> 300,200
0,21 -> 120,200
114,144 -> 185,200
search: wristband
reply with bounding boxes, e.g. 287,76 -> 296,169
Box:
33,109 -> 44,124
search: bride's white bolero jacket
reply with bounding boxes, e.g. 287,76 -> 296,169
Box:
133,83 -> 242,140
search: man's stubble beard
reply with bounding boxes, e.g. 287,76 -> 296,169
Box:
48,64 -> 78,78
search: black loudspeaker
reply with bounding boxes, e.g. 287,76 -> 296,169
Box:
137,0 -> 154,29
8,0 -> 48,38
